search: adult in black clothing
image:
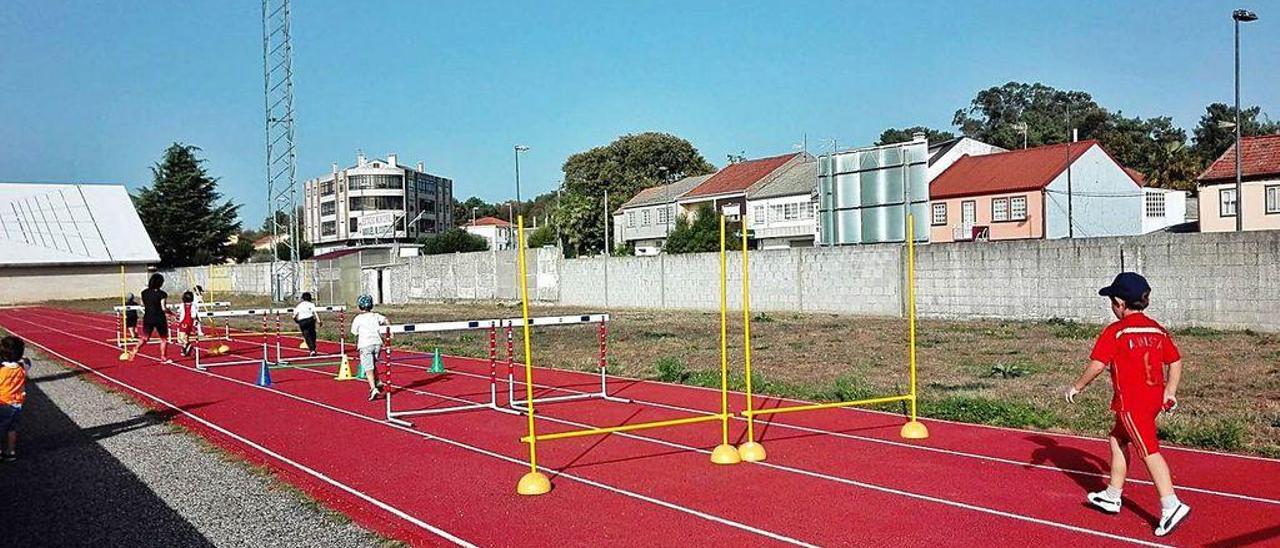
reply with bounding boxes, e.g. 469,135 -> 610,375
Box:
127,273 -> 171,362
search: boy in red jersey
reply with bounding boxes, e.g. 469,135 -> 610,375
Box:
1066,272 -> 1188,537
176,291 -> 197,357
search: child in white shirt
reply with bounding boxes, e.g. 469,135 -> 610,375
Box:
349,294 -> 388,401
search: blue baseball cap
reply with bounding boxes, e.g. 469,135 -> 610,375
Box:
1099,272 -> 1150,302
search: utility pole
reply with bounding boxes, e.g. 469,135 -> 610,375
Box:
603,189 -> 610,256
1233,9 -> 1259,231
1066,104 -> 1074,239
263,0 -> 299,301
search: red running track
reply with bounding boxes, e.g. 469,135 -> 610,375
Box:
3,306 -> 1278,547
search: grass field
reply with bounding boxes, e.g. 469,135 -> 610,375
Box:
55,295 -> 1280,458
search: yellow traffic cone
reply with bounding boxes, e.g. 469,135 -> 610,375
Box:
299,341 -> 309,350
334,355 -> 354,381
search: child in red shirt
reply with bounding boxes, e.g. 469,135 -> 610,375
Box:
1066,272 -> 1188,537
176,291 -> 197,357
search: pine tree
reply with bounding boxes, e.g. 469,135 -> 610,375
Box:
134,143 -> 241,267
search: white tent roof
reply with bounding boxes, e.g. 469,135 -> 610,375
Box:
0,182 -> 160,267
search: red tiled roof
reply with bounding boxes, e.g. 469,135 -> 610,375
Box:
1122,167 -> 1147,186
1197,134 -> 1280,183
312,248 -> 363,261
683,153 -> 799,198
467,216 -> 511,227
930,140 -> 1114,199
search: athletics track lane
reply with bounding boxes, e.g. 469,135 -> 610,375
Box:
23,307 -> 1132,547
15,307 -> 1280,546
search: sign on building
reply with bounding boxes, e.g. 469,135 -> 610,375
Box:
357,212 -> 398,238
817,140 -> 929,245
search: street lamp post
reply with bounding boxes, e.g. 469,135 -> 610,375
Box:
1233,8 -> 1258,232
658,166 -> 671,237
514,145 -> 530,216
471,206 -> 478,225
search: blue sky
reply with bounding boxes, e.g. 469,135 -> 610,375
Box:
2,1 -> 1277,225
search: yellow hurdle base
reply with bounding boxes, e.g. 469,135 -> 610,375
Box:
900,420 -> 930,439
516,471 -> 551,496
710,443 -> 741,465
737,441 -> 766,462
118,351 -> 130,362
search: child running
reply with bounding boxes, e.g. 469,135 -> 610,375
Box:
175,291 -> 197,357
128,273 -> 172,363
124,292 -> 140,341
0,335 -> 32,462
349,294 -> 389,401
191,285 -> 206,337
1066,272 -> 1188,537
294,292 -> 320,356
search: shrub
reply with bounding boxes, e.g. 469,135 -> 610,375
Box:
923,396 -> 1057,429
653,357 -> 690,383
1158,419 -> 1246,451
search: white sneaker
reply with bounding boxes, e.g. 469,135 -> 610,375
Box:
1154,503 -> 1190,537
1086,491 -> 1122,514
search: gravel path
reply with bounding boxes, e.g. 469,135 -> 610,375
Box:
0,356 -> 385,547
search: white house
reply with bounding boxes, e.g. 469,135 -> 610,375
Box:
613,175 -> 711,255
463,216 -> 514,250
745,158 -> 819,249
927,137 -> 1006,181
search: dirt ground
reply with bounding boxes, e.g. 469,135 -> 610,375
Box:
49,296 -> 1280,457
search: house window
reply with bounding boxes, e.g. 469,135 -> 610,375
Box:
658,206 -> 670,224
961,200 -> 976,225
627,211 -> 635,228
320,202 -> 335,216
931,203 -> 947,226
321,221 -> 336,236
754,205 -> 765,224
641,209 -> 651,226
783,202 -> 800,220
1010,196 -> 1027,221
1267,185 -> 1280,214
1145,192 -> 1166,218
992,198 -> 1009,222
802,202 -> 815,219
1220,188 -> 1237,217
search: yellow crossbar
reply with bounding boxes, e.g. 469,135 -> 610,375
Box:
740,395 -> 913,418
524,413 -> 729,443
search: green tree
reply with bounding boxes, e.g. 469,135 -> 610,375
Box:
1093,114 -> 1189,183
1191,103 -> 1280,164
276,240 -> 313,260
953,82 -> 1111,150
133,143 -> 241,267
664,205 -> 740,254
552,191 -> 602,257
526,224 -> 557,248
227,237 -> 255,264
557,132 -> 715,256
875,126 -> 956,146
420,228 -> 488,255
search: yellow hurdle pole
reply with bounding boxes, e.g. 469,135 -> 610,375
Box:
907,215 -> 918,423
719,215 -> 730,447
740,395 -> 913,418
741,225 -> 756,443
514,215 -> 549,495
119,264 -> 127,350
526,414 -> 728,443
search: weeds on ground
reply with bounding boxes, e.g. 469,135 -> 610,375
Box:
921,396 -> 1058,429
1173,326 -> 1226,340
986,363 -> 1028,379
1044,317 -> 1098,340
1159,418 -> 1247,451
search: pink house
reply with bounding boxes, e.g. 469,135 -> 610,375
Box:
929,140 -> 1145,242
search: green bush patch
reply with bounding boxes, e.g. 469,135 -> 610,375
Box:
1158,419 -> 1246,451
1045,317 -> 1098,340
653,357 -> 691,383
922,396 -> 1057,429
1173,326 -> 1225,340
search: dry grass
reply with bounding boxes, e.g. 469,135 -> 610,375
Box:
45,296 -> 1280,457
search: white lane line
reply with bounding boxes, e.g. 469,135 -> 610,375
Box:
64,308 -> 1280,506
10,311 -> 816,548
381,349 -> 1280,508
16,336 -> 477,548
305,347 -> 1173,548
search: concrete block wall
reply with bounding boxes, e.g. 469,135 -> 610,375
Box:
915,231 -> 1280,331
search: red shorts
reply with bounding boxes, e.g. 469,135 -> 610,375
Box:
1111,409 -> 1161,458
